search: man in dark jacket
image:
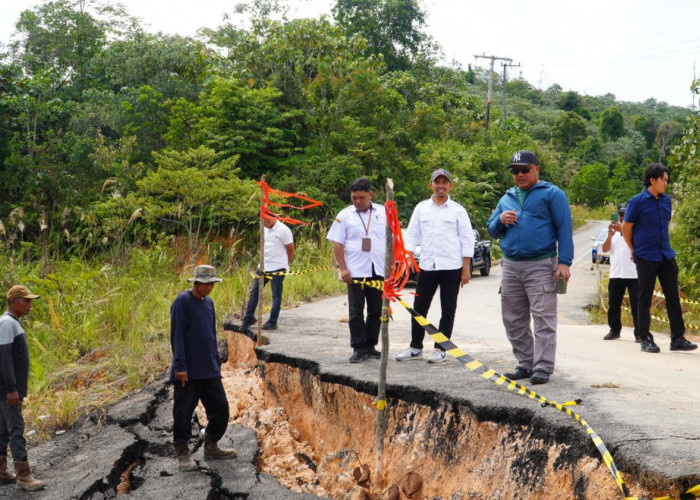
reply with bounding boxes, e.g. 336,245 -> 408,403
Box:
0,285 -> 45,491
488,151 -> 573,385
170,265 -> 236,471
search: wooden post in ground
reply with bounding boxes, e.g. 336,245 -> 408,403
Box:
375,178 -> 394,485
257,175 -> 266,347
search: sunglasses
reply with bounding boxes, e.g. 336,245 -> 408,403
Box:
509,166 -> 532,175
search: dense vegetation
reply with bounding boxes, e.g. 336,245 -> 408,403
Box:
1,0 -> 699,429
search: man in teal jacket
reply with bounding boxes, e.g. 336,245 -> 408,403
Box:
488,150 -> 573,385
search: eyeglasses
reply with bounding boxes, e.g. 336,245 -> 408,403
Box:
509,166 -> 532,175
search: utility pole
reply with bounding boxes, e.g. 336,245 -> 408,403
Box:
501,61 -> 520,129
474,53 -> 512,139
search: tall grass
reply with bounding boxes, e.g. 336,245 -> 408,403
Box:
4,229 -> 343,437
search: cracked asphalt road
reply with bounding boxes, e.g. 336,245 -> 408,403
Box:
0,382 -> 321,499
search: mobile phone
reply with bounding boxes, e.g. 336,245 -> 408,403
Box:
610,213 -> 618,222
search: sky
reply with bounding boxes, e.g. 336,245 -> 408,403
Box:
2,0 -> 700,109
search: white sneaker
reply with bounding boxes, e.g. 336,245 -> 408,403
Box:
427,349 -> 447,363
396,348 -> 422,361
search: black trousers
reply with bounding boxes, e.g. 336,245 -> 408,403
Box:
347,270 -> 383,353
608,278 -> 639,338
410,268 -> 462,350
173,377 -> 229,445
635,256 -> 685,341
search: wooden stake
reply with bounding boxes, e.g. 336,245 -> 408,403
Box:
375,178 -> 394,486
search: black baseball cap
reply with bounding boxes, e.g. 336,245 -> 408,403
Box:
509,150 -> 539,167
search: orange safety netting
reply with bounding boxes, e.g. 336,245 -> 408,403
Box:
383,200 -> 419,302
257,180 -> 324,225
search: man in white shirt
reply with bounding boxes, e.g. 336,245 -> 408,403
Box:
397,169 -> 475,364
327,178 -> 387,363
602,204 -> 640,341
240,217 -> 294,331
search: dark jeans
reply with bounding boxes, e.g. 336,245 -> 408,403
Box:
347,271 -> 383,353
0,400 -> 27,462
244,268 -> 285,325
173,377 -> 230,445
410,268 -> 462,351
635,256 -> 685,340
608,277 -> 639,338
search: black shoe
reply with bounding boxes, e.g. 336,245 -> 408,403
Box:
529,370 -> 550,385
670,337 -> 698,351
349,351 -> 368,363
261,322 -> 278,330
504,367 -> 532,380
634,337 -> 642,344
603,331 -> 620,340
640,338 -> 660,353
239,317 -> 255,333
366,348 -> 381,359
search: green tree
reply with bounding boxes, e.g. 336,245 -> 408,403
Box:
600,106 -> 624,141
550,111 -> 588,150
332,0 -> 429,71
135,147 -> 257,264
633,115 -> 657,149
567,162 -> 609,207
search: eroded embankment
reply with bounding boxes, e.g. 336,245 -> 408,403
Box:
224,330 -> 651,499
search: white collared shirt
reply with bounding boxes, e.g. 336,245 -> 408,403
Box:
326,204 -> 387,278
609,232 -> 637,279
264,221 -> 294,271
405,196 -> 474,270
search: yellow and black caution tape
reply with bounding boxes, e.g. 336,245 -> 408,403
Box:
622,306 -> 700,331
251,265 -> 338,278
653,291 -> 700,307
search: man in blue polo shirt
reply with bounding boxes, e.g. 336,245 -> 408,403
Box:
622,163 -> 697,353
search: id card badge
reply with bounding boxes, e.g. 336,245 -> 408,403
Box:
362,238 -> 372,251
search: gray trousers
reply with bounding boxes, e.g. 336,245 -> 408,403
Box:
500,257 -> 558,374
0,400 -> 28,462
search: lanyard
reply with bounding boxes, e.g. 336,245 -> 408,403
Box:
356,204 -> 373,236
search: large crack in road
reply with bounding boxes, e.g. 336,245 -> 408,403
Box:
0,380 -> 320,499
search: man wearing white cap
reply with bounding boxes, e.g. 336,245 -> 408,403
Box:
0,285 -> 45,491
170,265 -> 236,471
397,168 -> 475,364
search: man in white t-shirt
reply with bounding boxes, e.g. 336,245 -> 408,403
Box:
240,217 -> 294,331
602,204 -> 639,341
326,178 -> 387,363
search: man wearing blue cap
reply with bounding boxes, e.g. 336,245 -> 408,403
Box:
397,168 -> 475,364
488,151 -> 573,385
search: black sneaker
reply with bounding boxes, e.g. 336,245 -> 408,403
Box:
603,331 -> 620,340
366,348 -> 381,359
504,367 -> 532,380
261,322 -> 278,330
670,337 -> 698,351
239,317 -> 255,333
529,370 -> 550,385
349,351 -> 368,363
640,338 -> 661,353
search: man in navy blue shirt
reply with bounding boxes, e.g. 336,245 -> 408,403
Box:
622,163 -> 697,353
170,265 -> 236,471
